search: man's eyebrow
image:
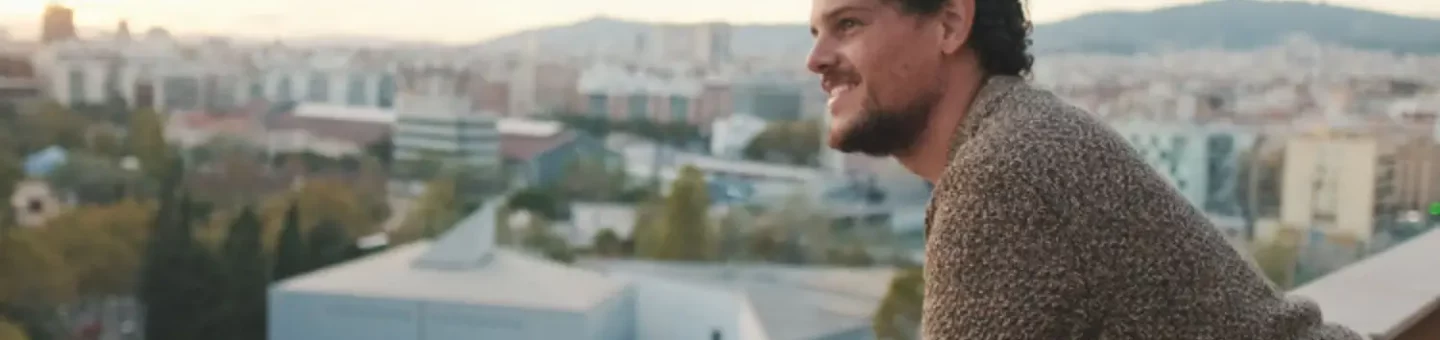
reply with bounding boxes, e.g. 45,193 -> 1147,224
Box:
810,5 -> 873,37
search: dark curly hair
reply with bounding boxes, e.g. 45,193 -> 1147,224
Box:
890,0 -> 1034,77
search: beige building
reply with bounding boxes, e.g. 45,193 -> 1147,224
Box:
1280,130 -> 1383,242
1278,126 -> 1437,243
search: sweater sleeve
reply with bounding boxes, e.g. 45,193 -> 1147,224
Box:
922,142 -> 1104,339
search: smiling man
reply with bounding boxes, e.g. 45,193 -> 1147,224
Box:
805,0 -> 1365,339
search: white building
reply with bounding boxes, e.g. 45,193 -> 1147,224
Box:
391,62 -> 502,170
34,39 -> 398,113
576,63 -> 703,124
644,23 -> 732,66
1111,120 -> 1258,220
710,113 -> 769,158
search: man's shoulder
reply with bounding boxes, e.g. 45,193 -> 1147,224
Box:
953,82 -> 1134,178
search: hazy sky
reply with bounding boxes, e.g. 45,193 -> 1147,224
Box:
1,0 -> 1439,43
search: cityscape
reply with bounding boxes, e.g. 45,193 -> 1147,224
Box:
1,1 -> 1439,340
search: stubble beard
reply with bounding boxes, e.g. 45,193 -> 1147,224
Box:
832,90 -> 939,157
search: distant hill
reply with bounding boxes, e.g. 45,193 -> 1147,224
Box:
1031,0 -> 1440,54
476,1 -> 1440,57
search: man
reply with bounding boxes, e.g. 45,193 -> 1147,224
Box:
806,0 -> 1365,339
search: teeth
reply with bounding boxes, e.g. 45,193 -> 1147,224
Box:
829,84 -> 853,97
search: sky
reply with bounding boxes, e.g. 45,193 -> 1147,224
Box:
1,0 -> 1439,43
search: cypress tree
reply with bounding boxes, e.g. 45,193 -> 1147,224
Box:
220,207 -> 266,340
306,220 -> 351,272
271,203 -> 307,282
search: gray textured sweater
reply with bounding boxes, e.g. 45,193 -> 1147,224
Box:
921,76 -> 1364,340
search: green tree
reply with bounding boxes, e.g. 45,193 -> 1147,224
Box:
261,179 -> 381,250
714,206 -> 752,262
271,203 -> 307,282
31,102 -> 88,151
829,242 -> 876,267
507,188 -> 566,220
873,267 -> 923,340
518,215 -> 574,263
0,318 -> 25,340
126,108 -> 169,180
0,230 -> 75,307
220,207 -> 267,340
1253,238 -> 1300,289
0,153 -> 21,218
137,195 -> 228,340
306,220 -> 352,271
592,228 -> 624,257
412,174 -> 460,238
35,201 -> 152,297
743,120 -> 822,166
639,165 -> 711,261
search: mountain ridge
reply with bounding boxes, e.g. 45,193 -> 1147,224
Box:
475,1 -> 1440,56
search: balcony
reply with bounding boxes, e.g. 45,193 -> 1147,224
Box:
1291,228 -> 1440,339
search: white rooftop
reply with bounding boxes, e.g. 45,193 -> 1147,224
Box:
275,243 -> 626,312
579,260 -> 897,340
274,199 -> 627,312
1291,228 -> 1440,339
293,102 -> 395,124
497,118 -> 564,137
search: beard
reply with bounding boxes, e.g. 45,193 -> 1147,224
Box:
832,89 -> 939,157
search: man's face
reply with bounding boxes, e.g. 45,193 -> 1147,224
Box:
808,0 -> 946,156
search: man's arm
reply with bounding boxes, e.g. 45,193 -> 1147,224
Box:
923,148 -> 1104,339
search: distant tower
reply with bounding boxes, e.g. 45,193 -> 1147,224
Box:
116,20 -> 132,41
40,3 -> 77,44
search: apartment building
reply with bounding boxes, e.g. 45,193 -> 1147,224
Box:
1279,128 -> 1402,242
575,63 -> 724,126
390,63 -> 502,173
36,39 -> 400,114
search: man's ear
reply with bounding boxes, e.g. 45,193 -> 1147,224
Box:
938,0 -> 975,55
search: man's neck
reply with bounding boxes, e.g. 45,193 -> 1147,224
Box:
894,71 -> 986,183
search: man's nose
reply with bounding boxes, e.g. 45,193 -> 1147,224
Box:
807,42 -> 837,75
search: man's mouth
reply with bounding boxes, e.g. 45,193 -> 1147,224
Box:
826,81 -> 858,109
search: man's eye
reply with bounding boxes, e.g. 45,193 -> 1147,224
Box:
838,19 -> 861,30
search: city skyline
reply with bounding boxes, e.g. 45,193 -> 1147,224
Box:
0,0 -> 1438,43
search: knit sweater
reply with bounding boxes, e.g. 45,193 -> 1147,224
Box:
921,76 -> 1364,340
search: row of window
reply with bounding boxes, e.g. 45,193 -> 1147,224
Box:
65,68 -> 398,109
265,74 -> 396,107
587,94 -> 691,121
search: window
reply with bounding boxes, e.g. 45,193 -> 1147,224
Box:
377,74 -> 396,108
627,94 -> 647,120
307,73 -> 329,102
249,82 -> 264,101
68,69 -> 85,105
276,77 -> 293,102
670,95 -> 689,122
347,74 -> 368,106
588,94 -> 607,116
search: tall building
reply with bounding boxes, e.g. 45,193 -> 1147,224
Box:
391,62 -> 502,175
41,4 -> 77,44
645,23 -> 733,65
